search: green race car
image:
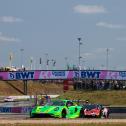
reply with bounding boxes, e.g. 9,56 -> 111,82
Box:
30,99 -> 83,118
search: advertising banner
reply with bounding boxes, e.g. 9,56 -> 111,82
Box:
0,70 -> 126,80
1,70 -> 74,80
35,71 -> 74,80
0,107 -> 32,113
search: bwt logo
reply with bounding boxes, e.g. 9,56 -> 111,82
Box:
81,71 -> 100,78
75,71 -> 100,79
9,72 -> 34,80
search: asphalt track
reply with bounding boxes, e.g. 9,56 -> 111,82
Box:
0,113 -> 126,124
0,101 -> 126,124
0,113 -> 126,119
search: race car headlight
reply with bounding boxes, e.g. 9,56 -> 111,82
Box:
54,107 -> 59,111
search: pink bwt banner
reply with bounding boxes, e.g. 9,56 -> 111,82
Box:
0,70 -> 126,80
5,71 -> 74,80
35,71 -> 74,79
0,72 -> 8,80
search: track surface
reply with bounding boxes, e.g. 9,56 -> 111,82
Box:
0,113 -> 126,124
0,119 -> 126,124
0,113 -> 126,119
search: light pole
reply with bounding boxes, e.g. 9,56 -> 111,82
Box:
82,58 -> 86,70
77,37 -> 82,70
106,48 -> 109,70
52,59 -> 56,70
65,57 -> 68,70
39,57 -> 42,70
20,49 -> 24,69
30,57 -> 33,70
9,52 -> 13,68
45,53 -> 49,70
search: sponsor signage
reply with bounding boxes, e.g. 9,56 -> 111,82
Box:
9,71 -> 35,80
0,70 -> 126,80
0,107 -> 32,113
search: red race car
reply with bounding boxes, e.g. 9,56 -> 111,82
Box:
82,104 -> 103,118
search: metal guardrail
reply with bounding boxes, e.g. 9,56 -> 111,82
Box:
108,107 -> 126,113
0,106 -> 126,114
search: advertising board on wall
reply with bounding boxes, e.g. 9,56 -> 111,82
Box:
0,70 -> 126,80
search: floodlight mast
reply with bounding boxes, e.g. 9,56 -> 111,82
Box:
77,37 -> 82,70
77,37 -> 83,82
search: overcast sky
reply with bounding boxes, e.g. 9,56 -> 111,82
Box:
0,0 -> 126,70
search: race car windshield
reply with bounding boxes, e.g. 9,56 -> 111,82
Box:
45,100 -> 65,106
84,105 -> 98,110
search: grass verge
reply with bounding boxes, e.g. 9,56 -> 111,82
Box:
59,90 -> 126,105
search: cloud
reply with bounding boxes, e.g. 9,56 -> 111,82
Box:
96,22 -> 126,29
0,32 -> 20,42
0,16 -> 23,23
73,5 -> 107,14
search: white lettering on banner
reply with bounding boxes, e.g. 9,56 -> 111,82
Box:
119,72 -> 126,77
106,72 -> 118,79
39,71 -> 66,79
52,71 -> 65,77
39,71 -> 51,79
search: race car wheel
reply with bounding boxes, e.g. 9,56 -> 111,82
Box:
61,109 -> 67,118
30,111 -> 35,118
97,110 -> 102,118
79,109 -> 84,118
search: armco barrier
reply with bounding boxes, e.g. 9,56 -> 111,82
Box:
108,107 -> 126,113
0,106 -> 126,114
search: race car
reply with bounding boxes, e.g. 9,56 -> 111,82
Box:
4,96 -> 16,102
30,99 -> 83,118
82,104 -> 103,118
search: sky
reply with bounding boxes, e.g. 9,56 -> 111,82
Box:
0,0 -> 126,70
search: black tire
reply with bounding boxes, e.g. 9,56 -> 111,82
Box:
61,109 -> 67,118
97,110 -> 102,118
79,109 -> 84,118
30,111 -> 35,118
